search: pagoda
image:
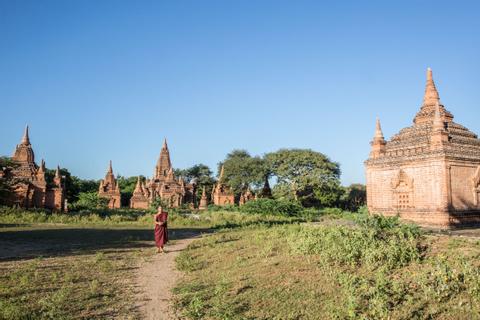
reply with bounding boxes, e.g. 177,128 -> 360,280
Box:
212,165 -> 234,206
3,126 -> 66,211
98,160 -> 121,209
365,68 -> 480,228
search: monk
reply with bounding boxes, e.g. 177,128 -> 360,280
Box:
154,206 -> 168,253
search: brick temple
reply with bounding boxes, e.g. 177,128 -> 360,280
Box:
211,165 -> 234,206
365,68 -> 480,228
1,126 -> 66,211
98,161 -> 121,209
130,139 -> 196,209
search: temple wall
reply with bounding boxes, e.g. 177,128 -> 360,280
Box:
367,159 -> 447,214
448,162 -> 480,211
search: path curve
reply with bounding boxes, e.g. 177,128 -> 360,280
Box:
136,229 -> 205,320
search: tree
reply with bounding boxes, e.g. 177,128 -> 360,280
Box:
340,183 -> 366,211
71,191 -> 109,211
45,168 -> 99,204
218,150 -> 268,195
117,175 -> 139,207
175,164 -> 216,203
265,149 -> 342,207
0,157 -> 18,205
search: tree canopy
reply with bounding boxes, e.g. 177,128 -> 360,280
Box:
265,149 -> 342,207
218,150 -> 268,195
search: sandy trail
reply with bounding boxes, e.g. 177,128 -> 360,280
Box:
136,229 -> 205,320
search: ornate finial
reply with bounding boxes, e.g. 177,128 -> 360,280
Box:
374,117 -> 384,140
163,138 -> 168,149
55,165 -> 61,179
21,125 -> 30,145
423,67 -> 440,106
108,160 -> 113,173
134,176 -> 143,193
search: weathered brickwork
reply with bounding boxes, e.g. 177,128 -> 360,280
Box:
4,126 -> 66,211
212,165 -> 234,206
365,69 -> 480,228
98,161 -> 121,209
131,139 -> 196,209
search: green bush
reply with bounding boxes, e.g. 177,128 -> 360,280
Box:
289,215 -> 423,271
239,199 -> 304,216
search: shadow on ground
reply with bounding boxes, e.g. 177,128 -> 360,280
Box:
0,226 -> 212,262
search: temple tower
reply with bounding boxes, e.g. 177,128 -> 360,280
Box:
155,138 -> 172,180
7,126 -> 66,211
98,160 -> 121,209
198,187 -> 208,210
365,68 -> 480,228
212,165 -> 234,206
130,176 -> 149,209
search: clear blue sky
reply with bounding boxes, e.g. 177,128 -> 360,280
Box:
1,1 -> 479,185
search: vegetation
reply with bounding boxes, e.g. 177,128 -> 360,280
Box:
174,213 -> 480,319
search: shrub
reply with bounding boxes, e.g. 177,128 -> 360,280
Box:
289,215 -> 423,270
239,199 -> 304,216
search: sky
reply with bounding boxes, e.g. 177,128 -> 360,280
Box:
1,1 -> 479,185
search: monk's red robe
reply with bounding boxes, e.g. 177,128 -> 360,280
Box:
154,212 -> 168,248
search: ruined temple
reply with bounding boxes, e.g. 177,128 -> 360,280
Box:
3,126 -> 66,211
239,187 -> 254,206
98,160 -> 121,209
139,139 -> 196,208
130,176 -> 149,209
198,187 -> 208,210
365,68 -> 480,228
212,165 -> 234,206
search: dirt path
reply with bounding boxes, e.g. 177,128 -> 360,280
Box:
136,229 -> 206,320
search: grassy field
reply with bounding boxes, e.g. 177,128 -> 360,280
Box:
0,207 -> 301,320
174,215 -> 480,320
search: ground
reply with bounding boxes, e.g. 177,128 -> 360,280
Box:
2,211 -> 480,319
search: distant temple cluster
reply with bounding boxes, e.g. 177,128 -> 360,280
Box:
0,127 -> 66,211
97,139 -> 262,210
365,69 -> 480,228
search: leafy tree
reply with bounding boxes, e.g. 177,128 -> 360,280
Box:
265,149 -> 342,207
340,183 -> 366,211
218,150 -> 268,196
117,175 -> 139,207
0,157 -> 18,205
45,168 -> 99,204
175,164 -> 216,203
71,191 -> 108,210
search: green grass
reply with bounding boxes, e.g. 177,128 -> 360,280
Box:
174,215 -> 480,319
0,207 -> 307,319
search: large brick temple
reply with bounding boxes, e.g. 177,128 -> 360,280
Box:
130,139 -> 196,209
365,68 -> 480,228
1,126 -> 66,211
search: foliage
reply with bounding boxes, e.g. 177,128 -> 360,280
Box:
0,157 -> 18,205
265,149 -> 343,207
175,164 -> 216,203
239,198 -> 304,216
289,215 -> 423,270
218,150 -> 268,195
70,192 -> 109,211
44,167 -> 99,204
117,175 -> 139,207
339,183 -> 366,211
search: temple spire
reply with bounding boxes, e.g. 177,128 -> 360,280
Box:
423,67 -> 440,107
21,125 -> 30,145
163,138 -> 168,150
108,160 -> 113,174
374,117 -> 384,140
55,165 -> 61,179
218,165 -> 225,182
